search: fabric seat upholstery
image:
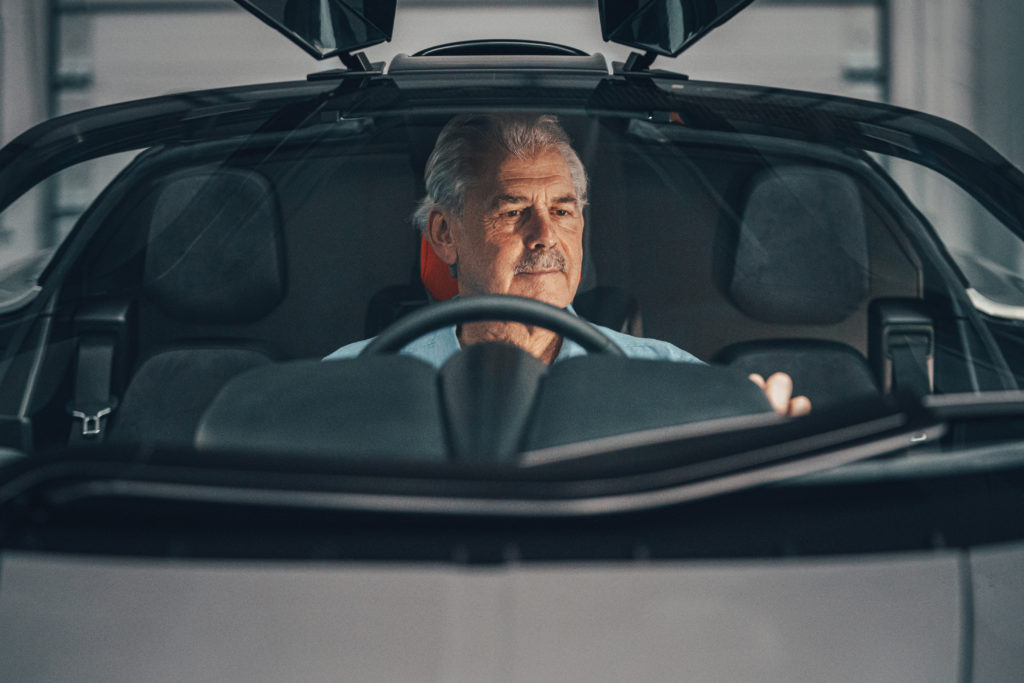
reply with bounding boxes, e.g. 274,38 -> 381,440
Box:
720,165 -> 870,325
107,168 -> 285,446
714,165 -> 879,407
714,340 -> 878,412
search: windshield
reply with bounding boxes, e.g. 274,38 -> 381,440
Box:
1,74 -> 1023,512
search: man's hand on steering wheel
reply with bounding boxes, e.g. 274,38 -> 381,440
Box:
748,372 -> 812,417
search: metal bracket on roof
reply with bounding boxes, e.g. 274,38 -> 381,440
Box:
623,51 -> 658,73
307,51 -> 385,81
339,51 -> 374,71
613,52 -> 688,81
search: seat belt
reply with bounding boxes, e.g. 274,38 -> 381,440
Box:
67,301 -> 132,443
887,332 -> 932,397
869,299 -> 934,398
68,333 -> 118,442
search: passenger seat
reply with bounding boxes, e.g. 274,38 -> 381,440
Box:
107,168 -> 284,446
713,165 -> 880,410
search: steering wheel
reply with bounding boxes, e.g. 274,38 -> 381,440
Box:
360,295 -> 625,356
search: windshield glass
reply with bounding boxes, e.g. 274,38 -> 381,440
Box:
1,77 -> 1022,496
0,151 -> 140,311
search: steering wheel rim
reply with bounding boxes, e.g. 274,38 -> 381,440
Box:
360,295 -> 625,356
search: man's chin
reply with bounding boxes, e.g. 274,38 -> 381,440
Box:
509,282 -> 573,309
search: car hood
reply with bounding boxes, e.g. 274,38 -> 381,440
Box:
5,544 -> 1022,682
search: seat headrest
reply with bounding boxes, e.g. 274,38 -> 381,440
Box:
420,234 -> 459,301
144,168 -> 285,323
724,166 -> 869,325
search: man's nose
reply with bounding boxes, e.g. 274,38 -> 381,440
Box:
523,209 -> 557,249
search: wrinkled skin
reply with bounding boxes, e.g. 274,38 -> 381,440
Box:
426,145 -> 810,416
426,146 -> 582,363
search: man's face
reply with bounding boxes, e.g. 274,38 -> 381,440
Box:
430,146 -> 584,308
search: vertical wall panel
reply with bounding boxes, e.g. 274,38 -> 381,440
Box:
0,0 -> 49,146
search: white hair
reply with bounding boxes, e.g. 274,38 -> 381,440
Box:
412,113 -> 588,234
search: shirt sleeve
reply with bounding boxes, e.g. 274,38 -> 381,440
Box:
593,326 -> 706,365
323,327 -> 460,368
323,337 -> 373,361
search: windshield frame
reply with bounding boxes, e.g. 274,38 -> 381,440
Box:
2,68 -> 1024,504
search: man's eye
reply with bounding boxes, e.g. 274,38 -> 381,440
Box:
504,209 -> 522,217
553,209 -> 570,216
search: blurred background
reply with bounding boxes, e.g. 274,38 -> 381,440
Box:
1,0 -> 1023,272
1,0 -> 1021,163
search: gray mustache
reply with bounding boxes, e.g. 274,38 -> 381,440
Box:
515,249 -> 567,274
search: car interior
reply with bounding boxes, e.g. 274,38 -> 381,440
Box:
11,113 -> 1011,458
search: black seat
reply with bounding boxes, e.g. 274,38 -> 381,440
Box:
713,165 -> 879,408
715,340 -> 878,412
364,283 -> 429,338
574,285 -> 643,336
108,167 -> 285,446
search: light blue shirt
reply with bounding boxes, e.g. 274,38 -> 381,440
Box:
324,307 -> 703,368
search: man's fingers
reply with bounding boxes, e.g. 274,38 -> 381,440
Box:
764,372 -> 793,416
789,395 -> 812,417
750,372 -> 812,417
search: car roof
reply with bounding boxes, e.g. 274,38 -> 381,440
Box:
3,67 -> 1021,242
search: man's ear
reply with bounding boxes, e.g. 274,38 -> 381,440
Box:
425,210 -> 457,265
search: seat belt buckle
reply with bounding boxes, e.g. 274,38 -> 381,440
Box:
68,401 -> 117,438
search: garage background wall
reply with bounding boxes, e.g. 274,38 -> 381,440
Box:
889,0 -> 1024,170
0,0 -> 48,160
887,0 -> 1024,265
2,0 -> 1020,164
4,0 -> 886,143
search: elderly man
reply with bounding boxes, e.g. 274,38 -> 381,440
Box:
327,113 -> 810,416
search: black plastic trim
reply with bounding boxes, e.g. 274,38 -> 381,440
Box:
413,39 -> 588,57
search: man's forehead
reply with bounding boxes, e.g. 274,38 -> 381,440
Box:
475,150 -> 572,195
459,145 -> 577,210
